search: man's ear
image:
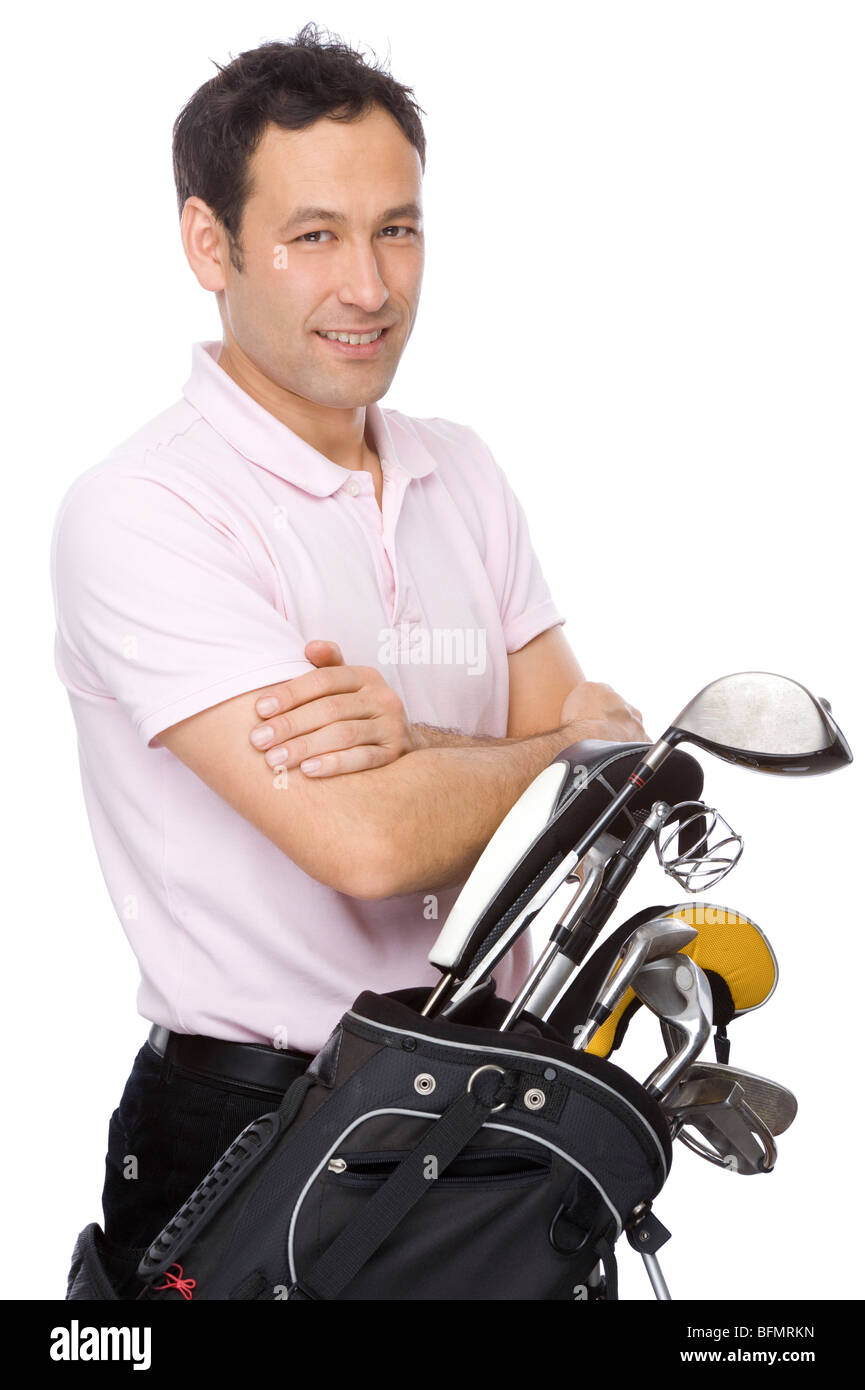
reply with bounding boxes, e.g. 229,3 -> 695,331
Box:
180,196 -> 228,293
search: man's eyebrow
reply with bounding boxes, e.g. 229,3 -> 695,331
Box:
276,202 -> 423,237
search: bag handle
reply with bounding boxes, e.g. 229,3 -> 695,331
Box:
288,1065 -> 517,1300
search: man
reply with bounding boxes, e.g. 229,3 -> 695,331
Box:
52,25 -> 647,1296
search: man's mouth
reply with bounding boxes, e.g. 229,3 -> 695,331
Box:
313,326 -> 392,358
315,327 -> 388,345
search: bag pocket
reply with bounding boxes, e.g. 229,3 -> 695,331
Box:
326,1145 -> 551,1188
66,1223 -> 126,1300
292,1118 -> 610,1300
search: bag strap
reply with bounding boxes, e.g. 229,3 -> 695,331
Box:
592,1237 -> 619,1300
288,1066 -> 517,1300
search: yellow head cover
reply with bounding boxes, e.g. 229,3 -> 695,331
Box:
586,902 -> 778,1059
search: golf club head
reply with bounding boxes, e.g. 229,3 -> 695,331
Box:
635,956 -> 713,1100
595,919 -> 699,1016
669,1061 -> 797,1136
666,672 -> 853,775
573,918 -> 698,1049
669,1079 -> 778,1174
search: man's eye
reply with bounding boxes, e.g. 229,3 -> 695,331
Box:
295,226 -> 418,244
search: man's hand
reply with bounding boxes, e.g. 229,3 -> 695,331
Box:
249,640 -> 422,776
560,681 -> 649,743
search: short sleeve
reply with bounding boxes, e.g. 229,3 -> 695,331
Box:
466,429 -> 567,654
50,468 -> 316,749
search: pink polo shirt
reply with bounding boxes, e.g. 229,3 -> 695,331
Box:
50,339 -> 567,1049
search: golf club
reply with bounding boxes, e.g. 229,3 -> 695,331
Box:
666,1075 -> 778,1173
633,956 -> 714,1101
571,917 -> 699,1051
503,802 -> 675,1029
666,1061 -> 797,1137
497,832 -> 622,1030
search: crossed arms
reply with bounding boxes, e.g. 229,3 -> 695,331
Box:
158,626 -> 647,900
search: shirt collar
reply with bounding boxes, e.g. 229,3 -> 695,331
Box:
181,339 -> 438,494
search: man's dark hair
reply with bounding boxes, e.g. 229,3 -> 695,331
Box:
173,22 -> 427,272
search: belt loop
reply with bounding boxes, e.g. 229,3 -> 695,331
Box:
159,1033 -> 176,1086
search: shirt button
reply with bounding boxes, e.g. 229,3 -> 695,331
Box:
346,481 -> 360,497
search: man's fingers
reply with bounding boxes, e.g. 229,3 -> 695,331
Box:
254,665 -> 362,719
260,719 -> 385,770
250,693 -> 381,750
299,745 -> 394,778
261,726 -> 394,776
304,638 -> 344,666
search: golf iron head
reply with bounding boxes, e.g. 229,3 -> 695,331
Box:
633,955 -> 713,1101
572,917 -> 699,1051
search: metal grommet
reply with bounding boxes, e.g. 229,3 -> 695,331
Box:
467,1064 -> 507,1112
414,1072 -> 436,1095
524,1088 -> 546,1111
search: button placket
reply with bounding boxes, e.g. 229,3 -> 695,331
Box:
340,467 -> 398,623
380,464 -> 411,625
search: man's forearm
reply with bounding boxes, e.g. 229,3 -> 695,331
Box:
411,722 -> 521,749
355,722 -> 587,898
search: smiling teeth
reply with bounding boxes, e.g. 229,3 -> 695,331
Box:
318,329 -> 383,345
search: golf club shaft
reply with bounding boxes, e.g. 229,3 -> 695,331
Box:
499,842 -> 615,1030
426,739 -> 677,1017
554,801 -> 672,973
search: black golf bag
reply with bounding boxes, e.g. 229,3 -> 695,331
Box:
67,982 -> 672,1301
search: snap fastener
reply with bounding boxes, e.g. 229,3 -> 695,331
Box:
524,1088 -> 546,1111
414,1073 -> 436,1095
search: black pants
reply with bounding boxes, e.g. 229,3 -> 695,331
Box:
95,1037 -> 307,1298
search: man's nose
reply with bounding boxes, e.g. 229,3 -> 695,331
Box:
336,241 -> 390,312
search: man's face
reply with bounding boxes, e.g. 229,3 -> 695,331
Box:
216,106 -> 424,409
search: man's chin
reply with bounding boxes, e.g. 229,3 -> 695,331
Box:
305,370 -> 399,410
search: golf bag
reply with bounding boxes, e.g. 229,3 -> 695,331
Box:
67,983 -> 672,1301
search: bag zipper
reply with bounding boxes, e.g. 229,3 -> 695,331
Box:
327,1146 -> 551,1186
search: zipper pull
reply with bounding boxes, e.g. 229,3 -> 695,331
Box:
327,1157 -> 347,1174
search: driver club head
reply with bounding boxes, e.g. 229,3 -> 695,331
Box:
633,955 -> 713,1101
667,672 -> 853,776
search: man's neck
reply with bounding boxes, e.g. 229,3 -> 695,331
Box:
216,340 -> 374,475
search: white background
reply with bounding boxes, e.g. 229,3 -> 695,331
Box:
3,0 -> 862,1301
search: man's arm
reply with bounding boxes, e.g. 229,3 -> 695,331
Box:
410,724 -> 515,749
506,625 -> 587,737
158,679 -> 645,902
411,626 -> 589,748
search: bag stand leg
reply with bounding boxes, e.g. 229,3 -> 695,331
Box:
626,1201 -> 673,1301
641,1251 -> 671,1300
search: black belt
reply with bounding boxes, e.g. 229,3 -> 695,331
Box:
147,1024 -> 314,1096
